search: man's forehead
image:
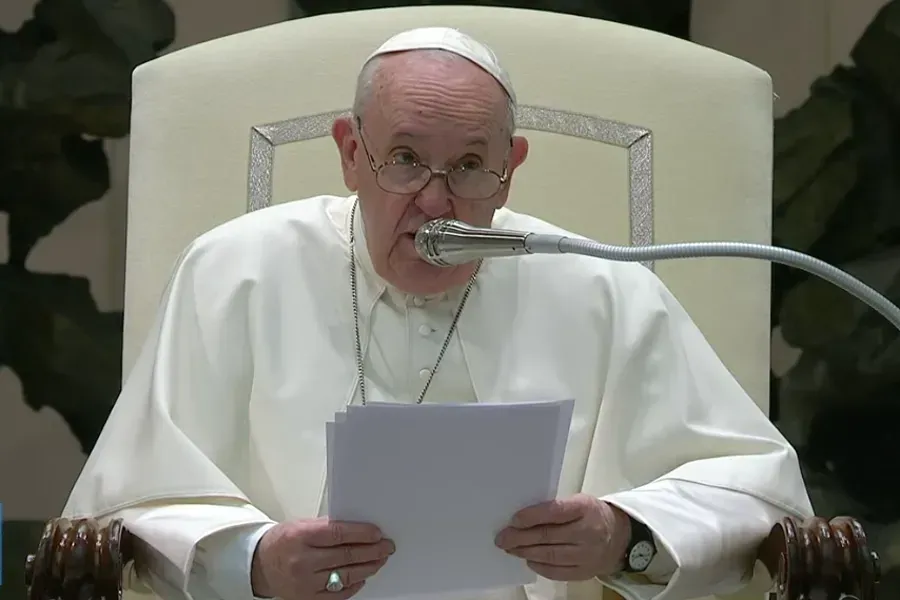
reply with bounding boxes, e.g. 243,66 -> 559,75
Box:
385,127 -> 493,147
364,62 -> 506,139
376,49 -> 496,85
373,95 -> 506,141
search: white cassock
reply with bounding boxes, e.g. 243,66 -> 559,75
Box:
63,195 -> 812,600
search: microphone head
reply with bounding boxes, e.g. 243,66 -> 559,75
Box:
415,219 -> 530,267
414,219 -> 458,267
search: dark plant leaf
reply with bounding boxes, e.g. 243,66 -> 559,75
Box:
34,0 -> 176,67
803,395 -> 900,523
771,0 -> 900,324
779,247 -> 900,355
295,0 -> 692,39
0,19 -> 54,64
0,266 -> 122,453
0,123 -> 110,267
0,520 -> 47,600
0,0 -> 174,464
772,71 -> 857,247
0,40 -> 132,137
851,0 -> 900,112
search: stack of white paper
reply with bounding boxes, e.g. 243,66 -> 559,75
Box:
326,399 -> 575,600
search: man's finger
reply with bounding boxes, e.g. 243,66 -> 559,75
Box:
495,522 -> 581,549
505,544 -> 582,566
314,540 -> 396,570
308,520 -> 384,547
313,558 -> 388,590
312,580 -> 366,599
510,499 -> 584,529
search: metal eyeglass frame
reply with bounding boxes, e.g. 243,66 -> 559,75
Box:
354,117 -> 511,200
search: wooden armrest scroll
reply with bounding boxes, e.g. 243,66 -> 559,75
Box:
757,516 -> 880,600
25,515 -> 879,600
25,518 -> 132,600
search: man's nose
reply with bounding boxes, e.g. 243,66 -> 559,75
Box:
414,174 -> 453,218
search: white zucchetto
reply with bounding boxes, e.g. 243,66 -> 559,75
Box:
364,26 -> 517,103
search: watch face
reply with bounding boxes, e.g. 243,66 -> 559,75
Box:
628,541 -> 655,571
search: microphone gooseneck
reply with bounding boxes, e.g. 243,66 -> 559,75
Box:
414,218 -> 900,332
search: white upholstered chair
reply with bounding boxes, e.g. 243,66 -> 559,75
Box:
124,5 -> 773,411
123,8 -> 774,599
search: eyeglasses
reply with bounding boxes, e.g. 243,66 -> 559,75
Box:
356,118 -> 509,200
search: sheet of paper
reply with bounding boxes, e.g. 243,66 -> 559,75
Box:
326,399 -> 574,600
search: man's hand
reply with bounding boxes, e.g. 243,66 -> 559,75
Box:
495,493 -> 632,581
251,518 -> 395,600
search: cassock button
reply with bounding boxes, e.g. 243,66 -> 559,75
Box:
419,368 -> 431,380
418,324 -> 432,336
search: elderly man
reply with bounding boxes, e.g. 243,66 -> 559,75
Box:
64,26 -> 811,600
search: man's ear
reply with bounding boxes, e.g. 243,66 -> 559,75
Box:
332,117 -> 359,192
509,136 -> 529,172
494,136 -> 530,209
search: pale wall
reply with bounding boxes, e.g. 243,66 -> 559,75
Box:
0,0 -> 890,519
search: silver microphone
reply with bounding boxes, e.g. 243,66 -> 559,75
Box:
414,218 -> 900,332
414,219 -> 564,267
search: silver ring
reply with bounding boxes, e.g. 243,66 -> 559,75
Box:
326,571 -> 345,593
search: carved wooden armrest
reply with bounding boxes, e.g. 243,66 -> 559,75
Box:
757,516 -> 880,600
25,515 -> 879,600
25,518 -> 132,600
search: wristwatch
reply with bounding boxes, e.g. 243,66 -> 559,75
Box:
622,516 -> 657,573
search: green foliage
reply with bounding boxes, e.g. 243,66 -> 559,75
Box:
0,521 -> 45,600
294,0 -> 692,39
0,4 -> 172,594
0,0 -> 175,453
773,0 -> 900,396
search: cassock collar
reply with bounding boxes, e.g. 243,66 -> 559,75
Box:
328,194 -> 513,403
347,196 -> 480,308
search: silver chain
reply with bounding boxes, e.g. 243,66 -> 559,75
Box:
349,199 -> 480,405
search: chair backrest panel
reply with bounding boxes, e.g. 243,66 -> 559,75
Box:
124,6 -> 773,412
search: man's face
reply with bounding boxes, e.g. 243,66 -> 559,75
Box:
333,52 -> 528,296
